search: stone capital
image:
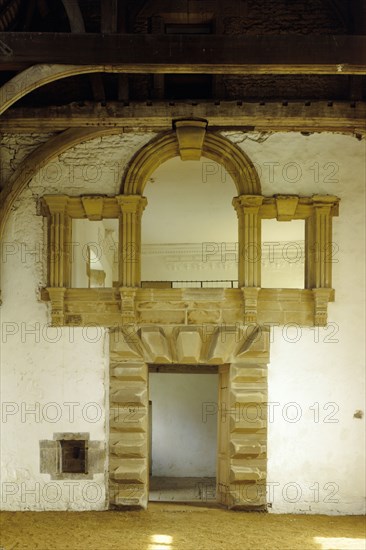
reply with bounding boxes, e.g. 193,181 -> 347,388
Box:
42,195 -> 69,215
116,195 -> 147,215
233,195 -> 264,215
312,195 -> 340,215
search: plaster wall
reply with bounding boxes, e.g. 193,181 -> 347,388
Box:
0,133 -> 56,187
0,133 -> 154,510
229,132 -> 365,514
0,191 -> 109,510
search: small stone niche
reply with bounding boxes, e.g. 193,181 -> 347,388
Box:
40,432 -> 105,480
59,439 -> 87,474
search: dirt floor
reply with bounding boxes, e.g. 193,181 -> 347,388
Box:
0,504 -> 365,550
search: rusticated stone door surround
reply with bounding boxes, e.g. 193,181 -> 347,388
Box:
109,324 -> 269,510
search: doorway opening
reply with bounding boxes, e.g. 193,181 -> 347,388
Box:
148,366 -> 218,505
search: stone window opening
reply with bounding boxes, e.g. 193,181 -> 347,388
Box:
261,218 -> 306,289
59,439 -> 88,475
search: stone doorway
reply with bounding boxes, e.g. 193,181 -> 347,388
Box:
109,324 -> 269,510
148,367 -> 218,505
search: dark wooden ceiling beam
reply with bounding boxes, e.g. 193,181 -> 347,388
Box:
101,0 -> 118,34
60,1 -> 106,104
349,0 -> 366,34
0,33 -> 365,74
61,0 -> 85,32
1,101 -> 365,136
100,0 -> 129,102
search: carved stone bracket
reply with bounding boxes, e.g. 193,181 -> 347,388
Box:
241,287 -> 260,324
47,287 -> 66,326
119,287 -> 137,325
312,287 -> 334,326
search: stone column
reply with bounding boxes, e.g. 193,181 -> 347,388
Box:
43,195 -> 71,288
116,195 -> 147,288
42,195 -> 72,325
233,195 -> 263,323
306,195 -> 339,289
305,195 -> 339,326
233,195 -> 263,288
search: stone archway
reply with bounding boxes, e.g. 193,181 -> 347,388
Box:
121,121 -> 261,196
109,325 -> 269,510
116,120 -> 262,287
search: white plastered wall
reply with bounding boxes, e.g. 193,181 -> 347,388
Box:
0,133 -> 154,511
228,132 -> 365,514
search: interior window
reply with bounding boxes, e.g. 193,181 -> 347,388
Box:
71,219 -> 118,288
261,219 -> 305,289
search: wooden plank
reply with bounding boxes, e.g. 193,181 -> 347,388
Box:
0,33 -> 365,74
1,101 -> 365,135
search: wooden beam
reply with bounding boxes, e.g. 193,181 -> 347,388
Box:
101,0 -> 118,33
0,33 -> 365,74
61,0 -> 85,32
89,75 -> 106,102
60,2 -> 106,106
349,0 -> 366,34
1,101 -> 365,135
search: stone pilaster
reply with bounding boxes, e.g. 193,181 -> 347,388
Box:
42,195 -> 72,288
117,195 -> 147,287
233,195 -> 263,288
305,195 -> 339,326
305,195 -> 339,290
